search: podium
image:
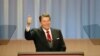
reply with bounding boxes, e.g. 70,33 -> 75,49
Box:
18,52 -> 84,56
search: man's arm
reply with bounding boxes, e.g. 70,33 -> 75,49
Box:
59,30 -> 66,51
25,29 -> 33,40
25,16 -> 33,40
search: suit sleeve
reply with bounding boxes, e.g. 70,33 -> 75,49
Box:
59,30 -> 66,51
25,29 -> 34,40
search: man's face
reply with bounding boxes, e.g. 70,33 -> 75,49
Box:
40,17 -> 51,30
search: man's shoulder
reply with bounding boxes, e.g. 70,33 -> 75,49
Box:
31,28 -> 40,31
51,28 -> 61,32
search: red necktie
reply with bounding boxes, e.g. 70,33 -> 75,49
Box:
46,30 -> 52,42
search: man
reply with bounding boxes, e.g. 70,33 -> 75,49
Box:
25,13 -> 66,52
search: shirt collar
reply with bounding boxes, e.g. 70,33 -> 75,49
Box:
42,28 -> 51,33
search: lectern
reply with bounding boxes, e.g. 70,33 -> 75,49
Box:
18,52 -> 84,56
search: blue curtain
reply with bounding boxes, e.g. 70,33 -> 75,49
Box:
0,0 -> 100,40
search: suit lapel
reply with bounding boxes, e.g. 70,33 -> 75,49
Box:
51,28 -> 60,48
51,28 -> 57,40
39,27 -> 50,48
51,28 -> 57,47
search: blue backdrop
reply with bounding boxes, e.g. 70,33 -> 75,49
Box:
0,0 -> 100,40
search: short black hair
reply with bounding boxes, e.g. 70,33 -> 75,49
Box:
39,13 -> 51,22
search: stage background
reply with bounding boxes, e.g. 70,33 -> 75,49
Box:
0,0 -> 100,40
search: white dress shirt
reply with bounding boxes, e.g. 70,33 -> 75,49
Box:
42,28 -> 53,40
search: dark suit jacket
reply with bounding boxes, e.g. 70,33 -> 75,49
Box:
25,27 -> 66,52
